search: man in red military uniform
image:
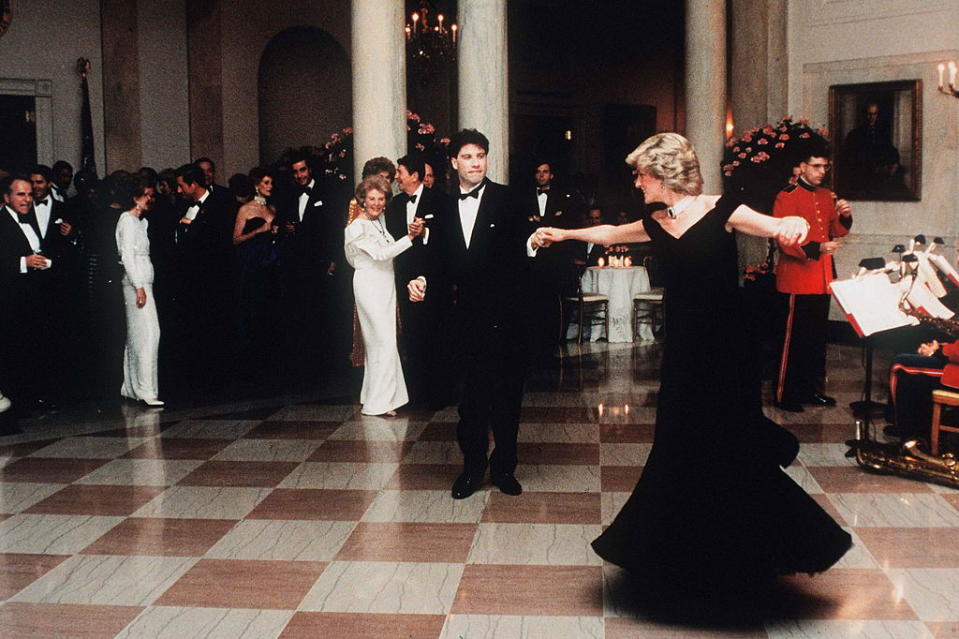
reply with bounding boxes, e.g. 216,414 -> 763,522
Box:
774,147 -> 853,412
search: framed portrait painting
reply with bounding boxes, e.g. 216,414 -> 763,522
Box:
829,80 -> 922,201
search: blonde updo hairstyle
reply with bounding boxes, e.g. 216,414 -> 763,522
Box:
625,132 -> 703,197
355,175 -> 393,206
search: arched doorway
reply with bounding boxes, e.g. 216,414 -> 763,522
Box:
258,26 -> 351,165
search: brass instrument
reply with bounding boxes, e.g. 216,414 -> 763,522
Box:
849,421 -> 959,489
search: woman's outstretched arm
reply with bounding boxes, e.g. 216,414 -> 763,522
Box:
727,205 -> 809,247
538,219 -> 650,247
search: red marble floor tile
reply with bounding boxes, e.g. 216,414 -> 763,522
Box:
246,488 -> 378,520
518,407 -> 596,423
601,466 -> 644,492
0,602 -> 144,639
854,527 -> 959,568
81,424 -> 173,438
600,423 -> 656,443
385,464 -> 462,490
335,522 -> 477,563
0,457 -> 108,483
25,484 -> 166,516
516,442 -> 600,465
155,558 -> 326,609
0,514 -> 11,522
777,569 -> 918,620
482,491 -> 602,524
80,517 -> 238,556
784,423 -> 856,443
604,617 -> 766,638
943,493 -> 959,513
279,612 -> 446,639
925,621 -> 959,637
810,493 -> 845,525
121,438 -> 231,460
0,553 -> 71,599
0,439 -> 59,458
307,440 -> 413,463
807,466 -> 934,493
242,420 -> 340,440
417,422 -> 457,441
177,460 -> 300,487
452,564 -> 603,616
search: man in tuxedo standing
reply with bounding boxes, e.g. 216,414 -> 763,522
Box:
0,175 -> 67,415
194,157 -> 224,194
51,160 -> 74,202
174,163 -> 236,395
409,129 -> 546,499
386,154 -> 449,409
279,152 -> 341,380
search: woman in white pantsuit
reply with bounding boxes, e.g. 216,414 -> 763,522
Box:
345,175 -> 423,416
116,178 -> 163,407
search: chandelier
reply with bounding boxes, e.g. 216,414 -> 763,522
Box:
405,1 -> 457,79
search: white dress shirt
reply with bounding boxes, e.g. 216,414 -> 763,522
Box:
297,179 -> 316,222
34,197 -> 51,238
536,189 -> 548,216
458,183 -> 485,249
185,189 -> 209,221
6,205 -> 46,273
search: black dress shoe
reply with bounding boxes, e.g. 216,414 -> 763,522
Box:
451,472 -> 481,499
491,473 -> 523,496
804,393 -> 837,407
775,400 -> 804,413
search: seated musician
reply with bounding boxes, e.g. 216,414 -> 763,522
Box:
888,340 -> 959,441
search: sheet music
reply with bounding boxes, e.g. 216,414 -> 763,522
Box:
905,275 -> 956,319
830,272 -> 919,337
927,252 -> 959,287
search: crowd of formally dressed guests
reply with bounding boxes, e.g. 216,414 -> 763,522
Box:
0,146 -> 649,429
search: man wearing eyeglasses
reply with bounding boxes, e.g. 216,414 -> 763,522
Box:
773,143 -> 853,412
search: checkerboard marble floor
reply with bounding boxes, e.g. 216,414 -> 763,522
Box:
1,342 -> 958,638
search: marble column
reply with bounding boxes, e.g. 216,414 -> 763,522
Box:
186,0 -> 223,165
352,0 -> 407,180
685,0 -> 726,194
458,0 -> 509,183
101,0 -> 141,172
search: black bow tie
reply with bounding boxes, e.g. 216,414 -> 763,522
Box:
300,186 -> 313,196
18,209 -> 42,236
459,187 -> 481,201
537,188 -> 549,196
408,194 -> 418,204
36,199 -> 49,207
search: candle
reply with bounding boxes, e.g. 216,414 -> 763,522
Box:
597,257 -> 605,268
939,63 -> 946,89
624,256 -> 632,267
950,61 -> 958,88
411,12 -> 419,33
405,25 -> 412,40
451,23 -> 457,43
438,14 -> 444,31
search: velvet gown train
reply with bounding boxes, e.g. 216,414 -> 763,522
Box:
592,196 -> 852,593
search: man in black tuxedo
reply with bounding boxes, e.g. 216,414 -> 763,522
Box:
278,151 -> 342,379
576,206 -> 608,267
386,154 -> 449,409
408,129 -> 546,499
194,156 -> 225,195
0,175 -> 68,414
51,160 -> 74,203
174,163 -> 236,394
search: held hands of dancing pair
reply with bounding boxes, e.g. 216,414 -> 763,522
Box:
407,217 -> 425,239
405,218 -> 427,303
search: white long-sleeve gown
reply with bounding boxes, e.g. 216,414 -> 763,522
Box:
116,212 -> 160,401
345,217 -> 413,415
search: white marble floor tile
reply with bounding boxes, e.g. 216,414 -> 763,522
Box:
599,443 -> 651,466
923,482 -> 959,495
0,513 -> 123,553
278,462 -> 399,490
403,441 -> 463,464
601,492 -> 630,527
517,424 -> 599,443
211,438 -> 323,462
28,436 -> 148,459
830,494 -> 959,527
131,486 -> 272,519
160,419 -> 260,439
327,418 -> 426,442
798,443 -> 859,467
204,519 -> 355,561
362,489 -> 489,523
73,459 -> 204,486
833,529 -> 880,569
298,560 -> 463,614
441,615 -> 603,639
116,606 -> 293,639
268,405 -> 356,422
887,568 -> 959,622
0,481 -> 64,513
11,554 -> 196,606
517,465 -> 601,493
783,464 -> 825,494
765,619 -> 933,638
467,523 -> 602,566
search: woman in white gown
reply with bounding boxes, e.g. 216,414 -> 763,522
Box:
345,175 -> 423,416
116,178 -> 163,407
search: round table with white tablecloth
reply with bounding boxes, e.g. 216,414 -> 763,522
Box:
567,266 -> 653,343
